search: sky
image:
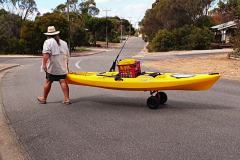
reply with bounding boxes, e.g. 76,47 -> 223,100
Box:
35,0 -> 155,28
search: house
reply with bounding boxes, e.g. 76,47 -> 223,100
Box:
211,20 -> 238,44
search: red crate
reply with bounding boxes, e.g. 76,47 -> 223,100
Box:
117,61 -> 141,78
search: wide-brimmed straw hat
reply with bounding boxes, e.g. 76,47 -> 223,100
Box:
44,26 -> 60,36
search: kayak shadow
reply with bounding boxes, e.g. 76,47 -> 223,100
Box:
71,95 -> 146,109
166,100 -> 233,110
70,95 -> 231,110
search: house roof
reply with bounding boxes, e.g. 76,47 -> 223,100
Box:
211,20 -> 237,30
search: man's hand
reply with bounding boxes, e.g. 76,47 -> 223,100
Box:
67,62 -> 70,73
43,65 -> 47,72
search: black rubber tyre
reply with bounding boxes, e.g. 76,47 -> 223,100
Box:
155,92 -> 168,104
147,96 -> 160,109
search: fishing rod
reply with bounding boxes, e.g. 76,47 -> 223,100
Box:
109,36 -> 129,72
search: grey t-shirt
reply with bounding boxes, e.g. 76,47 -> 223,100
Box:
42,38 -> 70,75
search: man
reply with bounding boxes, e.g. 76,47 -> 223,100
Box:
37,26 -> 71,105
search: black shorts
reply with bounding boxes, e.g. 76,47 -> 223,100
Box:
46,72 -> 67,81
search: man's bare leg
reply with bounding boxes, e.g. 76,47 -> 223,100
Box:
59,79 -> 70,103
38,80 -> 53,103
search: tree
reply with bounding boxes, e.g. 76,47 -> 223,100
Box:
54,4 -> 67,13
31,12 -> 69,52
210,9 -> 223,24
79,0 -> 99,16
0,0 -> 38,20
120,18 -> 135,36
0,9 -> 22,53
210,0 -> 240,23
19,0 -> 38,20
69,0 -> 79,13
141,0 -> 216,41
86,16 -> 134,45
53,1 -> 79,14
20,20 -> 39,53
53,1 -> 90,50
0,0 -> 128,54
86,17 -> 101,45
34,12 -> 88,51
68,12 -> 86,49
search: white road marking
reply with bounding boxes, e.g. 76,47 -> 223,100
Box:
75,60 -> 82,69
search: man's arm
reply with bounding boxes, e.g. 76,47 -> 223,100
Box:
66,41 -> 70,73
42,53 -> 50,72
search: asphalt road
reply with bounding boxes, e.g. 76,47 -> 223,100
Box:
0,57 -> 17,63
1,37 -> 240,160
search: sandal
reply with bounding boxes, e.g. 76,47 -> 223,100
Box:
62,101 -> 72,105
37,97 -> 46,104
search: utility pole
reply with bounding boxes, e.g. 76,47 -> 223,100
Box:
120,18 -> 123,43
128,17 -> 132,37
67,0 -> 71,55
103,9 -> 111,48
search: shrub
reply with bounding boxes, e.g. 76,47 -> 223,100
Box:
148,29 -> 175,52
72,27 -> 89,49
230,30 -> 240,58
148,26 -> 214,52
172,26 -> 192,50
110,37 -> 120,43
188,27 -> 214,50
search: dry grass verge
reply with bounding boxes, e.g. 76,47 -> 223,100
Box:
143,53 -> 240,81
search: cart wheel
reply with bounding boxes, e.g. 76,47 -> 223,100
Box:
155,92 -> 168,104
147,96 -> 160,109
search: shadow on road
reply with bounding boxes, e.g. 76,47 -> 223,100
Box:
167,100 -> 233,110
68,95 -> 232,111
71,95 -> 146,109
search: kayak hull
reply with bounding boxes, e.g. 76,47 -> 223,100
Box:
67,72 -> 220,91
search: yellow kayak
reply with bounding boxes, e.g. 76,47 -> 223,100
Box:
67,72 -> 220,91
